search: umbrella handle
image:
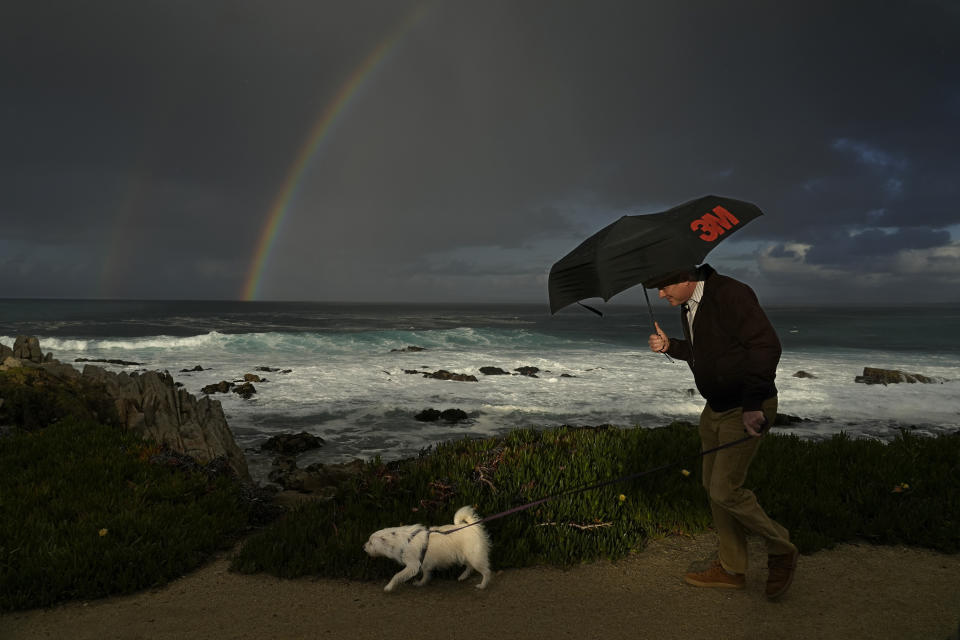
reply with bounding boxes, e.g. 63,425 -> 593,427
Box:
643,287 -> 673,362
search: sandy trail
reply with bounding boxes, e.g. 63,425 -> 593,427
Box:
4,533 -> 959,640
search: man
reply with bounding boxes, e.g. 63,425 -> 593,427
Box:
646,264 -> 798,600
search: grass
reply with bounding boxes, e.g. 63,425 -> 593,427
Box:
232,424 -> 960,582
753,430 -> 960,552
2,367 -> 957,608
0,366 -> 120,432
0,368 -> 257,611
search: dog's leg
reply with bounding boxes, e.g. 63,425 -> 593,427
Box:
384,562 -> 420,592
476,568 -> 491,589
414,568 -> 432,587
457,566 -> 474,581
465,545 -> 492,589
468,557 -> 491,589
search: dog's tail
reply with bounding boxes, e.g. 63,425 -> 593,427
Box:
453,505 -> 481,526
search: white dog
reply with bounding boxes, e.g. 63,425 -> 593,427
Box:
363,505 -> 492,592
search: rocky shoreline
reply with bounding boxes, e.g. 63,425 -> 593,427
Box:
1,335 -> 951,499
1,335 -> 248,480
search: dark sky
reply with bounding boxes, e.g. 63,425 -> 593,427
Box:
3,0 -> 958,305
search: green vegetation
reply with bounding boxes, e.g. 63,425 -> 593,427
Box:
0,418 -> 252,611
3,367 -> 957,609
232,424 -> 960,581
0,370 -> 254,612
0,366 -> 120,432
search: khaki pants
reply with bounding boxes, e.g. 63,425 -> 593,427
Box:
699,396 -> 795,573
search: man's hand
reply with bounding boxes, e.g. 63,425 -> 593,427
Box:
648,322 -> 670,354
743,410 -> 768,437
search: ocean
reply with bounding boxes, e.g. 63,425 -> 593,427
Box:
2,299 -> 958,483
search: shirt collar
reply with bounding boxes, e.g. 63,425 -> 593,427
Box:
687,280 -> 704,310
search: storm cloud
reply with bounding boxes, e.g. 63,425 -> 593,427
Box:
2,0 -> 958,304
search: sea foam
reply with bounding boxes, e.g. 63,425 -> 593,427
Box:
5,327 -> 958,478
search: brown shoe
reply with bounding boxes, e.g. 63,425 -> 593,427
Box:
684,560 -> 745,589
766,550 -> 798,600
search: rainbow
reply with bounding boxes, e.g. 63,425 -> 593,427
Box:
242,3 -> 432,301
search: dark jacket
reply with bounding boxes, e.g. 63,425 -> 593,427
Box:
665,265 -> 780,412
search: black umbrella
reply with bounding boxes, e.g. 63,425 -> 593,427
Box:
548,195 -> 764,316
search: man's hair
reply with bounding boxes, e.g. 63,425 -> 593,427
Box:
645,265 -> 701,289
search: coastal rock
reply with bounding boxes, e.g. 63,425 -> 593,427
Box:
39,360 -> 82,381
243,373 -> 263,383
2,337 -> 70,375
1,336 -> 249,480
0,338 -> 76,379
149,446 -> 281,525
793,370 -> 817,379
13,336 -> 43,363
415,408 -> 442,422
480,366 -> 509,376
260,431 -> 325,454
424,369 -> 478,382
773,413 -> 809,426
80,365 -> 249,479
391,346 -> 427,352
440,408 -> 469,423
232,382 -> 257,399
415,408 -> 470,423
268,457 -> 365,494
255,366 -> 292,374
202,381 -> 234,394
854,367 -> 942,385
181,365 -> 206,372
75,357 -> 143,366
514,366 -> 540,378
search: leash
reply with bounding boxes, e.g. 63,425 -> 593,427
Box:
417,529 -> 431,567
434,432 -> 757,536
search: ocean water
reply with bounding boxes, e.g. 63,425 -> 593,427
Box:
2,300 -> 958,483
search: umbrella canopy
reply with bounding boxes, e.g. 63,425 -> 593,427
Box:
548,195 -> 763,313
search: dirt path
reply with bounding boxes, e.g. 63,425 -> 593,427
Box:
3,534 -> 959,640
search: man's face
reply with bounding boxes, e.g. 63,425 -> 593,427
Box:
658,280 -> 697,306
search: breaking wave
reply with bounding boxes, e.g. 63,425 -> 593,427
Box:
17,327 -> 594,358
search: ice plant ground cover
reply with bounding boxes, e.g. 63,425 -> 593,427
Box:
2,366 -> 958,611
233,423 -> 960,581
0,369 -> 254,612
0,418 -> 252,611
